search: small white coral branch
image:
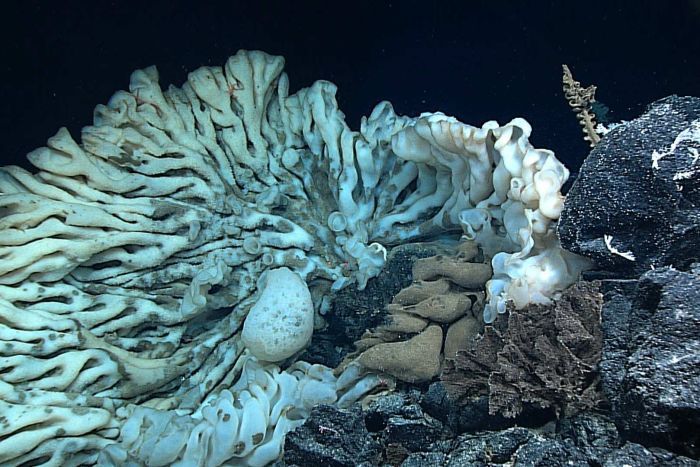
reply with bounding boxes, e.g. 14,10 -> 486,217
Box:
604,234 -> 636,261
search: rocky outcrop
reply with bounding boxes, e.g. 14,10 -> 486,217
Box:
557,95 -> 700,459
280,395 -> 697,467
600,267 -> 700,458
559,95 -> 700,276
281,404 -> 381,467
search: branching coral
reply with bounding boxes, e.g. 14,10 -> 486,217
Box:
0,50 -> 583,465
562,64 -> 601,148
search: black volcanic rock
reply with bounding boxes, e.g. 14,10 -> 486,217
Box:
559,95 -> 700,276
282,404 -> 381,467
278,393 -> 698,466
600,267 -> 700,458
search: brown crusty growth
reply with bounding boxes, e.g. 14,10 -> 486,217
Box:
442,280 -> 604,418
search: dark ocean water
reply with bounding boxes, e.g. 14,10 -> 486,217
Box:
1,0 -> 699,173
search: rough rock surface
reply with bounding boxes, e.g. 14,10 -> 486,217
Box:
420,382 -> 552,434
600,266 -> 700,458
279,392 -> 697,466
559,95 -> 700,276
280,404 -> 381,467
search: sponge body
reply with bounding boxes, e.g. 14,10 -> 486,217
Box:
242,267 -> 314,362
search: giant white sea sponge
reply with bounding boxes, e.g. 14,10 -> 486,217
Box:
0,50 -> 585,465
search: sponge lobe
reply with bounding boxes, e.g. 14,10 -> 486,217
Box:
242,267 -> 314,362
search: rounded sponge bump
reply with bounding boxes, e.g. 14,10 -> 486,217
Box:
242,267 -> 314,362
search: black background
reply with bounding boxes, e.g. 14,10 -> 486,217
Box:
2,0 -> 699,172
